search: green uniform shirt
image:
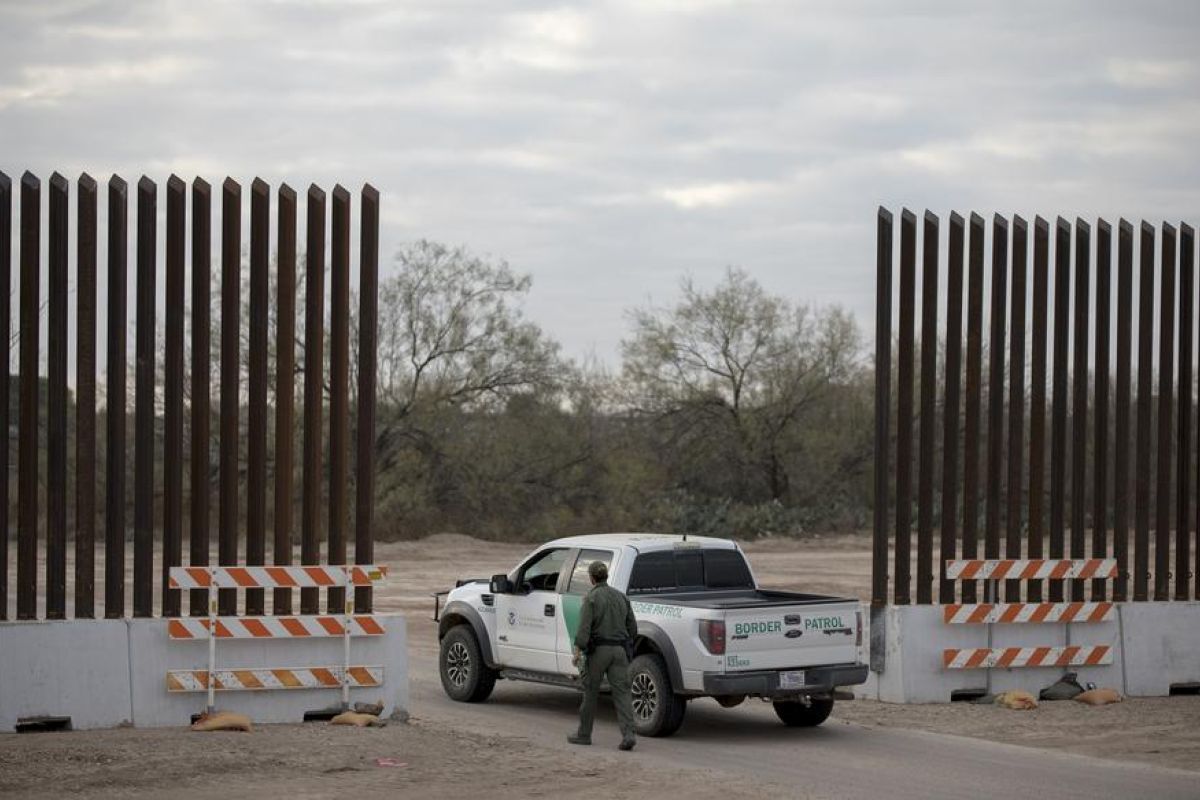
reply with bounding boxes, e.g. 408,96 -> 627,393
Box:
574,582 -> 637,652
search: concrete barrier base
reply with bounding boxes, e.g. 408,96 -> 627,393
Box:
0,614 -> 408,730
854,601 -> 1200,703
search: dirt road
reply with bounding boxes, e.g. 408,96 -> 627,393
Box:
391,534 -> 1198,798
407,647 -> 1199,800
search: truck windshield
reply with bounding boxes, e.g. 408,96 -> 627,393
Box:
627,549 -> 754,594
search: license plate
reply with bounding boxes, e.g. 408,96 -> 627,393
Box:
779,670 -> 806,690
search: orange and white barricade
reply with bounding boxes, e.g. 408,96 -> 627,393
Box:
167,565 -> 388,712
941,559 -> 1116,671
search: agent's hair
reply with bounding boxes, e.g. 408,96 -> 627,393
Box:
588,561 -> 609,582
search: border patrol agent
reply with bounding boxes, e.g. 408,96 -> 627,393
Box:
568,560 -> 637,751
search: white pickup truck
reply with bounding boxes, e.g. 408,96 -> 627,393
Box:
435,533 -> 867,737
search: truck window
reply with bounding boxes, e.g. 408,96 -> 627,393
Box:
517,548 -> 570,593
628,552 -> 675,594
628,548 -> 755,594
565,549 -> 614,595
675,550 -> 704,589
704,549 -> 754,589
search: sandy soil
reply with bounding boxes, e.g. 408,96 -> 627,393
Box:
834,695 -> 1200,773
3,530 -> 1198,795
0,717 -> 782,800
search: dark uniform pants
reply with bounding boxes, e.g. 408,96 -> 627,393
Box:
577,645 -> 635,739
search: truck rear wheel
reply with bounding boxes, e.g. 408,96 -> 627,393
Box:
439,625 -> 497,703
773,697 -> 833,727
629,654 -> 687,737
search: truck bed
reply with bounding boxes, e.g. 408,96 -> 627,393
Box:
632,588 -> 855,610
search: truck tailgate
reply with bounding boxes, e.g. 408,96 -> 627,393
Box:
723,602 -> 859,672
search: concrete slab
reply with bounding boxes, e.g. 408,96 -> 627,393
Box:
0,619 -> 133,731
128,613 -> 409,727
0,614 -> 409,730
1120,602 -> 1200,696
867,601 -> 1196,703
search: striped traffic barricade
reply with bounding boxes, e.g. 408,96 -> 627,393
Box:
167,666 -> 384,692
943,645 -> 1113,670
168,615 -> 386,639
944,558 -> 1117,582
941,559 -> 1115,673
168,564 -> 388,713
168,564 -> 387,590
942,601 -> 1115,625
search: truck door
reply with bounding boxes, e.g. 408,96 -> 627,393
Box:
557,548 -> 615,675
495,547 -> 570,673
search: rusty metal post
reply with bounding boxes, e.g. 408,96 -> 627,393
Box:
105,176 -> 128,619
1049,218 -> 1071,602
1134,222 -> 1155,602
894,209 -> 916,606
1155,224 -> 1176,601
219,178 -> 241,616
302,185 -> 326,615
190,179 -> 212,617
1070,219 -> 1090,602
355,185 -> 380,613
47,174 -> 69,619
76,174 -> 98,618
1028,218 -> 1050,602
962,213 -> 986,604
1113,221 -> 1134,601
1176,224 -> 1194,601
1006,216 -> 1028,602
163,176 -> 185,618
939,213 -> 964,604
275,184 -> 297,615
872,208 -> 893,612
0,172 -> 8,620
17,172 -> 40,620
985,215 -> 1009,586
133,177 -> 156,618
247,179 -> 270,617
916,211 -> 938,605
1093,221 -> 1112,601
329,186 -> 351,614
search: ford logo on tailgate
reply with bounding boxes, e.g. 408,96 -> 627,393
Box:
785,629 -> 803,639
784,614 -> 802,626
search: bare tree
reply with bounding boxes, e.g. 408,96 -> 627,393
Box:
377,240 -> 560,420
622,267 -> 862,502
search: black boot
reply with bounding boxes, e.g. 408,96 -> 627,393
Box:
567,733 -> 592,746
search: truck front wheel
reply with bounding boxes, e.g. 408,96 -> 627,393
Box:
773,697 -> 833,727
439,625 -> 497,703
628,654 -> 687,737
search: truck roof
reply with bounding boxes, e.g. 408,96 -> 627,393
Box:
542,532 -> 738,552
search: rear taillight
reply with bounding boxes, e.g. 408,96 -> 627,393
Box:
856,610 -> 863,647
699,620 -> 726,655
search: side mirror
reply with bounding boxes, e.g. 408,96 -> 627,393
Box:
490,574 -> 513,594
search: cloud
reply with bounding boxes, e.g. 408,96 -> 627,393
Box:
1107,58 -> 1195,89
0,56 -> 196,110
655,180 -> 776,209
0,0 -> 1198,369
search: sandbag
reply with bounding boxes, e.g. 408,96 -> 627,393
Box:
1074,688 -> 1122,706
330,711 -> 385,727
1039,672 -> 1084,701
191,711 -> 253,732
994,690 -> 1038,710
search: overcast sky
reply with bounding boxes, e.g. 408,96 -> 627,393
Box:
2,0 -> 1199,369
